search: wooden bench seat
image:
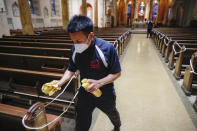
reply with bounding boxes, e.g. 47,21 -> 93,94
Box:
0,38 -> 120,55
1,36 -> 120,43
174,48 -> 197,79
0,45 -> 71,57
0,52 -> 69,73
0,40 -> 73,48
0,37 -> 74,43
164,40 -> 197,63
181,52 -> 197,95
0,103 -> 63,131
160,37 -> 197,54
0,28 -> 131,120
0,67 -> 76,117
168,43 -> 197,69
4,35 -> 120,39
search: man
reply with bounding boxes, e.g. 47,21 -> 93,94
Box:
57,15 -> 121,131
147,19 -> 153,38
127,1 -> 132,27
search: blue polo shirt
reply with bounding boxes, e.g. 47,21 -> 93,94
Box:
67,37 -> 121,96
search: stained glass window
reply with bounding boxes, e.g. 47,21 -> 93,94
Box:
139,1 -> 145,16
152,1 -> 158,18
51,0 -> 56,16
168,8 -> 171,19
28,0 -> 34,14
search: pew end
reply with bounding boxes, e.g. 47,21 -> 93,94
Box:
0,103 -> 63,131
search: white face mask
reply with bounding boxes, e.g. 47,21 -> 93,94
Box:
74,43 -> 89,53
74,36 -> 90,53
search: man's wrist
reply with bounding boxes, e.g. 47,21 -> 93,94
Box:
98,81 -> 104,88
57,81 -> 64,87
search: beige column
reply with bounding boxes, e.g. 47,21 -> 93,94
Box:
82,0 -> 87,15
94,0 -> 98,27
62,0 -> 69,29
134,0 -> 139,19
132,0 -> 136,20
155,0 -> 160,24
145,0 -> 151,20
148,0 -> 153,19
114,0 -> 118,27
163,0 -> 169,25
18,0 -> 34,35
125,2 -> 128,25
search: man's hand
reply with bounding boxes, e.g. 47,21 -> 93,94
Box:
85,79 -> 103,93
57,70 -> 76,87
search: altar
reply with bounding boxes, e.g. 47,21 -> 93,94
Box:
132,21 -> 146,29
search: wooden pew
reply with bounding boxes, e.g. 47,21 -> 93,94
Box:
0,53 -> 69,73
0,66 -> 76,117
159,36 -> 197,51
0,41 -> 73,48
4,34 -> 120,40
0,28 -> 131,120
174,48 -> 197,79
181,52 -> 197,95
165,40 -> 197,63
168,42 -> 197,69
0,45 -> 71,57
0,41 -> 121,58
0,37 -> 74,43
0,103 -> 63,131
193,95 -> 197,113
152,28 -> 197,50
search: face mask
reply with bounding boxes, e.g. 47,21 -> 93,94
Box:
74,36 -> 90,53
74,44 -> 89,53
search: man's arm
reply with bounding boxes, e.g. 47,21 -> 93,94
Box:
85,72 -> 121,93
57,69 -> 75,87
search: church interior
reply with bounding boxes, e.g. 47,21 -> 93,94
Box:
0,0 -> 197,131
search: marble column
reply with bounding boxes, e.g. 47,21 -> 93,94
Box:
148,0 -> 153,19
0,0 -> 10,37
82,0 -> 87,15
155,0 -> 160,24
114,0 -> 118,27
18,0 -> 34,35
62,0 -> 69,29
145,0 -> 151,20
163,0 -> 170,25
94,0 -> 98,27
134,0 -> 139,19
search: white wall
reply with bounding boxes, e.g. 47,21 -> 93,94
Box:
2,0 -> 106,30
0,0 -> 10,37
69,0 -> 81,19
33,0 -> 62,28
0,0 -> 5,9
87,0 -> 94,23
4,0 -> 63,29
5,0 -> 22,29
68,0 -> 105,28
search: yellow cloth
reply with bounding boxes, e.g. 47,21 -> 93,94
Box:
41,80 -> 61,96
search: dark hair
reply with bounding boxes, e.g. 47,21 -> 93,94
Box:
66,15 -> 93,36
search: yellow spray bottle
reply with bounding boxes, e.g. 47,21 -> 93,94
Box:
81,79 -> 102,97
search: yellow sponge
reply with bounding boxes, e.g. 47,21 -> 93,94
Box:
81,78 -> 102,97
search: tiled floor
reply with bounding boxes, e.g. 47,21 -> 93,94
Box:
90,34 -> 197,131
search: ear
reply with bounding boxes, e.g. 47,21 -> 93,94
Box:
89,32 -> 94,40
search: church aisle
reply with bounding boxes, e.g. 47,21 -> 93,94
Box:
91,34 -> 197,131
